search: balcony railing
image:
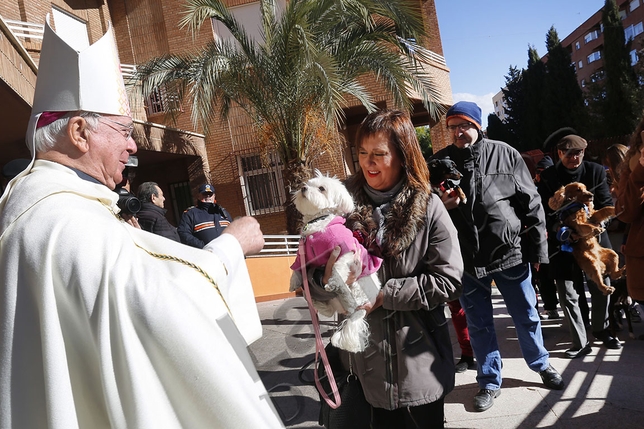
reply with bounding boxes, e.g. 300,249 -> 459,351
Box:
4,19 -> 44,40
252,235 -> 300,257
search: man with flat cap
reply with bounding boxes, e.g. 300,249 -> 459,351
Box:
538,128 -> 621,359
178,183 -> 232,248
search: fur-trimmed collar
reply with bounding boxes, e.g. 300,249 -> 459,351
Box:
344,174 -> 429,259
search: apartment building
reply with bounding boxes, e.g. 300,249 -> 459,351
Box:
493,89 -> 508,121
491,0 -> 644,123
0,0 -> 453,234
562,0 -> 644,89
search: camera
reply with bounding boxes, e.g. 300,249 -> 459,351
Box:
115,186 -> 141,216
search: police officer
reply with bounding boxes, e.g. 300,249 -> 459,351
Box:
178,184 -> 232,248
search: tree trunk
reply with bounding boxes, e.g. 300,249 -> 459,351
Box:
283,160 -> 311,235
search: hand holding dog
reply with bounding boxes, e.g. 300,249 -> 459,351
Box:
322,246 -> 358,286
440,190 -> 461,210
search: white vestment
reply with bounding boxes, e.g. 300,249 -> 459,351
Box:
0,160 -> 284,428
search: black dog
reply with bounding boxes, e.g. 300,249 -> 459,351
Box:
427,158 -> 467,204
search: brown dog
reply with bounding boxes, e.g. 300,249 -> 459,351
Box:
548,182 -> 624,295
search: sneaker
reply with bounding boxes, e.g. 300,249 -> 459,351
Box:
455,355 -> 475,373
539,365 -> 565,390
540,309 -> 560,320
473,388 -> 500,412
564,343 -> 592,359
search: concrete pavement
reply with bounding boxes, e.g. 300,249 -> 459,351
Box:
249,288 -> 644,428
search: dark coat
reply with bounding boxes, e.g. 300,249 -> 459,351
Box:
177,201 -> 232,248
336,175 -> 463,410
537,160 -> 613,280
136,202 -> 180,242
433,138 -> 548,277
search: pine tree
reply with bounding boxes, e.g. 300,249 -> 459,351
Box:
486,113 -> 513,143
502,65 -> 524,147
542,26 -> 588,137
595,0 -> 641,136
520,46 -> 547,151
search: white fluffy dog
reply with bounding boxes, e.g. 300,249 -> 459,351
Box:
290,170 -> 382,353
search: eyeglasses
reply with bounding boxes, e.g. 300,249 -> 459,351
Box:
446,122 -> 474,132
99,117 -> 135,140
560,149 -> 584,158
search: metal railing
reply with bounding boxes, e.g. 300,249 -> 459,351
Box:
252,235 -> 300,257
121,63 -> 137,79
426,50 -> 447,66
4,19 -> 44,40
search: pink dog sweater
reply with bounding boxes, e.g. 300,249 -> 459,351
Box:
291,216 -> 382,277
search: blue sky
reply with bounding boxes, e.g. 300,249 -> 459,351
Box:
435,0 -> 607,128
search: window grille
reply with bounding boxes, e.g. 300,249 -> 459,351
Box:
238,153 -> 286,215
168,181 -> 193,222
145,86 -> 179,116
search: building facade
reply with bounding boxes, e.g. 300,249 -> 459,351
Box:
0,0 -> 453,234
561,0 -> 644,90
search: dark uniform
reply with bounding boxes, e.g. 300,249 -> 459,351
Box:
177,201 -> 232,248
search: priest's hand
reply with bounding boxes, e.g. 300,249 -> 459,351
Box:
222,216 -> 265,256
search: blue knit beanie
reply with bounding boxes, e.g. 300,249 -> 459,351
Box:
446,101 -> 482,130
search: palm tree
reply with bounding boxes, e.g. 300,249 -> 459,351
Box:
137,0 -> 445,233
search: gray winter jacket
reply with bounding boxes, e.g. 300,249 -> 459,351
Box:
338,176 -> 464,410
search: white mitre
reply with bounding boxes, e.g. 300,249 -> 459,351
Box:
0,15 -> 130,205
29,14 -> 131,154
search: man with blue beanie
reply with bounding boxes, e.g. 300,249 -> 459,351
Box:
432,101 -> 564,412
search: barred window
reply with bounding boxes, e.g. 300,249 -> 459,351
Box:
145,86 -> 179,116
238,153 -> 286,215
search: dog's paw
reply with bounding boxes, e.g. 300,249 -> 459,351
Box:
603,286 -> 616,296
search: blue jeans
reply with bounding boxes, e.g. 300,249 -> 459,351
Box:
460,263 -> 550,390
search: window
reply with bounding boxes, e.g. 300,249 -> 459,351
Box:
169,181 -> 193,222
626,22 -> 644,41
575,41 -> 580,50
144,85 -> 179,115
578,60 -> 583,69
632,0 -> 640,11
52,7 -> 89,50
619,9 -> 627,20
587,51 -> 602,64
591,69 -> 605,82
631,49 -> 639,65
581,79 -> 586,87
238,153 -> 286,215
584,29 -> 600,43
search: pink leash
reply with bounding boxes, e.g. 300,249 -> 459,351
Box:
298,238 -> 342,409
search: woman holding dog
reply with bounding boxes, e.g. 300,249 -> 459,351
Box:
317,110 -> 464,428
616,119 -> 644,310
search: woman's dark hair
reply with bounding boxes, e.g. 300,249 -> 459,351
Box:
354,109 -> 430,193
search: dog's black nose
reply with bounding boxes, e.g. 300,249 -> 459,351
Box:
301,186 -> 307,194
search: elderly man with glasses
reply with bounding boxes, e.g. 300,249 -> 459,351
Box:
538,128 -> 621,359
431,101 -> 563,413
0,21 -> 283,429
